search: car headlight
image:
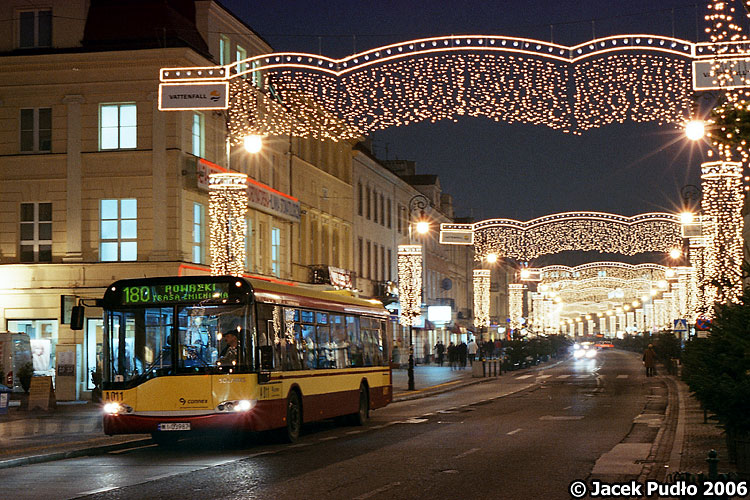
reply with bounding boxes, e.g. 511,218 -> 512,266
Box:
573,349 -> 585,358
585,349 -> 597,358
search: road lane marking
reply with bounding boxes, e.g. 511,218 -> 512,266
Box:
539,415 -> 584,421
537,375 -> 552,379
557,375 -> 571,379
354,481 -> 402,500
402,418 -> 428,424
346,430 -> 363,434
452,447 -> 481,459
563,405 -> 572,410
515,374 -> 534,379
507,428 -> 522,435
617,374 -> 629,379
78,487 -> 118,496
108,444 -> 157,454
319,436 -> 339,441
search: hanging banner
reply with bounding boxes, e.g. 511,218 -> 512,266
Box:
159,82 -> 229,110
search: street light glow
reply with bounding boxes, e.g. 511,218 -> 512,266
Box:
243,134 -> 263,153
415,220 -> 430,234
669,247 -> 682,259
679,212 -> 694,224
685,119 -> 705,141
485,253 -> 498,264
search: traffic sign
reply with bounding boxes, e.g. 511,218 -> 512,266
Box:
695,317 -> 712,331
674,319 -> 688,332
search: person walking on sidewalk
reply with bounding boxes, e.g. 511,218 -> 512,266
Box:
467,337 -> 478,365
448,342 -> 457,370
435,340 -> 445,366
643,343 -> 657,377
458,341 -> 468,369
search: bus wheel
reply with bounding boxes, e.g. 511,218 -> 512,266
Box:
151,432 -> 180,447
282,391 -> 302,443
349,384 -> 369,426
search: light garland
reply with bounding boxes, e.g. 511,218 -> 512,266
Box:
473,270 -> 491,329
449,212 -> 682,261
161,34 -> 696,139
398,245 -> 423,327
209,173 -> 248,277
509,284 -> 525,331
700,161 -> 744,310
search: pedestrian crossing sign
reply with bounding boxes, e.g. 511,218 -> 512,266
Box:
674,319 -> 688,332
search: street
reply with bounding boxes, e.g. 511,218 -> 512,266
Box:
0,350 -> 658,500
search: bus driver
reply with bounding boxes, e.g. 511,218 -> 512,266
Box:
217,329 -> 240,366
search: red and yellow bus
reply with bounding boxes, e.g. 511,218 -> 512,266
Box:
101,275 -> 391,444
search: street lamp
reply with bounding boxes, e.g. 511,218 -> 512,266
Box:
243,133 -> 263,153
685,119 -> 706,141
400,193 -> 430,391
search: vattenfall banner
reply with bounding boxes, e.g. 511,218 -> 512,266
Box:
159,82 -> 229,110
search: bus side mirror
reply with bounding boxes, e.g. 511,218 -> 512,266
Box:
71,305 -> 85,331
259,345 -> 274,371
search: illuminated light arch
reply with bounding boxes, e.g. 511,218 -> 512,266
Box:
442,212 -> 682,261
160,34 -> 710,140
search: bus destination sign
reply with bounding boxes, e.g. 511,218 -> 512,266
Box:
121,283 -> 231,305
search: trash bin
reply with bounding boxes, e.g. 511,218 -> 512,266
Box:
0,384 -> 10,415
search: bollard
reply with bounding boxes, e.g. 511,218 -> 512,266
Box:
707,449 -> 719,480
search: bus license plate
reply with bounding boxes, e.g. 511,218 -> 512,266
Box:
158,423 -> 190,431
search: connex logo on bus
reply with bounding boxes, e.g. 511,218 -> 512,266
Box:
179,398 -> 208,405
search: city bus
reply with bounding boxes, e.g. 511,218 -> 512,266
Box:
100,275 -> 392,444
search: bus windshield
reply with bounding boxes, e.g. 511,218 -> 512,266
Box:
104,304 -> 251,385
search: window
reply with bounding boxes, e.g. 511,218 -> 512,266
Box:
357,182 -> 363,216
366,187 -> 371,220
19,9 -> 51,48
381,246 -> 386,282
8,320 -> 57,376
19,202 -> 52,262
388,248 -> 392,281
192,203 -> 205,264
397,204 -> 404,233
99,103 -> 136,150
191,112 -> 204,157
358,238 -> 365,278
380,194 -> 385,225
251,59 -> 262,88
236,45 -> 247,77
100,199 -> 137,261
271,226 -> 281,277
219,34 -> 230,65
387,199 -> 392,228
20,108 -> 51,153
366,241 -> 371,279
245,218 -> 253,271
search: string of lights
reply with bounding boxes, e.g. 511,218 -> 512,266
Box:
398,245 -> 423,327
473,270 -> 491,329
209,173 -> 248,277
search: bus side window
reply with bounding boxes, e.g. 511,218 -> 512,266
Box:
255,303 -> 276,371
346,316 -> 362,367
282,308 -> 302,371
300,323 -> 316,369
330,315 -> 348,368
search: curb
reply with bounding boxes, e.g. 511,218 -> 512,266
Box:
0,437 -> 152,470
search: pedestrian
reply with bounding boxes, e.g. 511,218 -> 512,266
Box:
643,343 -> 657,377
447,342 -> 457,370
435,340 -> 445,366
467,337 -> 478,365
423,341 -> 430,364
458,341 -> 467,369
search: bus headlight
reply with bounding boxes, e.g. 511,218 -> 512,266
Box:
103,402 -> 133,414
217,399 -> 256,413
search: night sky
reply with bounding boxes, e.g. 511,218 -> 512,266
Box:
221,1 -> 725,222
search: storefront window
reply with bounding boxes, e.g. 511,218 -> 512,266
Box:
7,319 -> 58,376
86,318 -> 104,390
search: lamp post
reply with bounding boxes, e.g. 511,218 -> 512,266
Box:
399,193 -> 430,391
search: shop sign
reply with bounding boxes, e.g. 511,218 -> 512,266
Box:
159,82 -> 229,110
329,267 -> 353,289
693,58 -> 750,90
247,178 -> 301,222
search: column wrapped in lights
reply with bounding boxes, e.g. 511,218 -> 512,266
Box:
209,173 -> 248,276
700,161 -> 744,310
508,284 -> 525,331
473,269 -> 491,329
398,245 -> 423,326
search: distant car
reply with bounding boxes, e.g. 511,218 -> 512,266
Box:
573,341 -> 597,359
594,342 -> 614,350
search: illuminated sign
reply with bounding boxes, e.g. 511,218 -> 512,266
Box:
692,58 -> 750,90
159,82 -> 229,110
121,282 -> 231,305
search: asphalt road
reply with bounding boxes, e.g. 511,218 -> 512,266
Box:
0,350 -> 653,500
